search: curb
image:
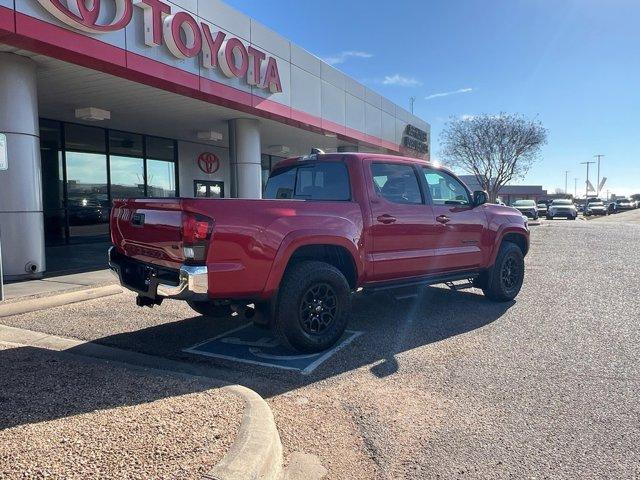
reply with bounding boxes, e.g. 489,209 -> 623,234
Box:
0,285 -> 123,318
0,324 -> 283,480
205,384 -> 283,480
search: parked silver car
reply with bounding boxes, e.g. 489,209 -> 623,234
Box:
546,199 -> 578,220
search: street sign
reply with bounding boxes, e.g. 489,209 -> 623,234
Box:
0,133 -> 7,171
598,177 -> 607,193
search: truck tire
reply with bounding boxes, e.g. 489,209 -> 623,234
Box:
273,261 -> 351,353
187,301 -> 232,318
482,242 -> 525,302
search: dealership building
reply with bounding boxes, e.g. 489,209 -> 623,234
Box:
0,0 -> 430,281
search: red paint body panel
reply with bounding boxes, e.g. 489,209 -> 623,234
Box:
110,154 -> 529,301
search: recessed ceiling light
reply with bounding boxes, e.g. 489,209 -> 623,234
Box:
75,107 -> 111,122
197,131 -> 224,141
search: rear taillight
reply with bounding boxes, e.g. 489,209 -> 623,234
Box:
181,213 -> 214,262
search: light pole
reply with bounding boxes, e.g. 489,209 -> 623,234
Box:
409,97 -> 415,114
580,161 -> 596,198
574,178 -> 578,198
564,170 -> 570,195
594,154 -> 604,195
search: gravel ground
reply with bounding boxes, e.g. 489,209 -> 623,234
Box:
0,343 -> 242,480
2,215 -> 639,478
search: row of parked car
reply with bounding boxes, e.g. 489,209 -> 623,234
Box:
581,197 -> 638,216
511,199 -> 578,220
509,197 -> 638,220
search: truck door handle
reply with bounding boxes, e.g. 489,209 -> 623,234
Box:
377,214 -> 397,224
436,215 -> 450,224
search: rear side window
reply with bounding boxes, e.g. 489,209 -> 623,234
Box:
371,163 -> 423,204
264,162 -> 350,201
264,167 -> 296,199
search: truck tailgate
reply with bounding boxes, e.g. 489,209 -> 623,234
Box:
111,199 -> 186,269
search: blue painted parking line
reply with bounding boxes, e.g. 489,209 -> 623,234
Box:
183,324 -> 363,375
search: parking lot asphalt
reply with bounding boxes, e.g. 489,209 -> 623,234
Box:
2,214 -> 639,479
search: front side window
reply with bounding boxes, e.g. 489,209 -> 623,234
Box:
422,168 -> 471,206
371,163 -> 423,204
264,162 -> 350,201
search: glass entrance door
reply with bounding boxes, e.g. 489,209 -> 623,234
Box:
39,120 -> 178,247
194,181 -> 225,198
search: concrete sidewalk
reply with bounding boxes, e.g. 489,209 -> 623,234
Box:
1,269 -> 115,302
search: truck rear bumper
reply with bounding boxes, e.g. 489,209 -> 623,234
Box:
108,246 -> 208,301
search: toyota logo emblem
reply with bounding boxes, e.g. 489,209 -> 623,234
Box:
36,0 -> 133,34
197,152 -> 220,175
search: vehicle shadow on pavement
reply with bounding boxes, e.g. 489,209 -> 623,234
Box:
78,285 -> 514,399
0,344 -> 225,431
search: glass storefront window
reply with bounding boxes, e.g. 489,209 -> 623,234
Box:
147,159 -> 176,197
261,155 -> 286,191
110,155 -> 145,200
147,136 -> 175,161
65,151 -> 109,243
40,120 -> 178,246
64,123 -> 106,153
40,120 -> 65,245
109,131 -> 143,157
261,154 -> 271,190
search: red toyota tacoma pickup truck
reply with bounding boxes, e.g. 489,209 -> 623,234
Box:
109,153 -> 529,352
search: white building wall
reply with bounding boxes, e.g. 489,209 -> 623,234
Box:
178,141 -> 231,198
11,0 -> 430,147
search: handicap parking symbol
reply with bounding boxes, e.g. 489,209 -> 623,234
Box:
183,324 -> 363,375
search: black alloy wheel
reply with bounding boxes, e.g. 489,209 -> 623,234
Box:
273,261 -> 351,353
299,283 -> 338,335
482,242 -> 525,302
500,256 -> 521,292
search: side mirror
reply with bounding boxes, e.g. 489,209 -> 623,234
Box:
473,190 -> 488,207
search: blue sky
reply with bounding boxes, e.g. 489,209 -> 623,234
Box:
224,0 -> 640,197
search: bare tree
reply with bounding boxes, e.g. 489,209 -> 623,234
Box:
440,114 -> 547,202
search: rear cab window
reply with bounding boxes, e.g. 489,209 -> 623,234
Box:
264,162 -> 351,201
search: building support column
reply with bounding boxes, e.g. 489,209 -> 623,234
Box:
0,53 -> 45,280
228,119 -> 262,199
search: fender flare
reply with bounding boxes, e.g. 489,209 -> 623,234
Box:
261,230 -> 363,298
488,224 -> 530,267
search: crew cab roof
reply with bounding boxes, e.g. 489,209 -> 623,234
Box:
274,152 -> 432,170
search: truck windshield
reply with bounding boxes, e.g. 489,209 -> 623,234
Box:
264,162 -> 351,201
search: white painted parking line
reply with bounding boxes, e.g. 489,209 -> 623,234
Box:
183,324 -> 363,375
